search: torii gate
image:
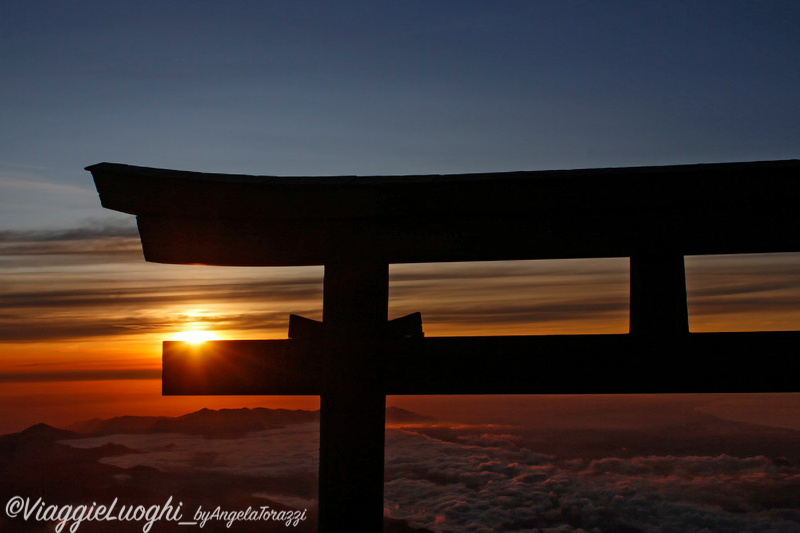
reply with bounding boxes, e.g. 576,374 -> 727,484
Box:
89,159 -> 800,532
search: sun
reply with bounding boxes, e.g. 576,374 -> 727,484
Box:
172,330 -> 221,344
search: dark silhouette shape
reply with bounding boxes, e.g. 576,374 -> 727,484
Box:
88,159 -> 800,532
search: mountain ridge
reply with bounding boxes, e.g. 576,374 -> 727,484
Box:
60,406 -> 430,438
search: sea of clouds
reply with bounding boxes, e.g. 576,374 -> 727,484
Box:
66,424 -> 800,533
385,429 -> 800,533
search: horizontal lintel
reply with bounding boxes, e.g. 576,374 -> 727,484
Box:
383,332 -> 799,394
162,332 -> 799,396
162,339 -> 323,395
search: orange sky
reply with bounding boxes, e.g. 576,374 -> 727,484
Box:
1,226 -> 799,434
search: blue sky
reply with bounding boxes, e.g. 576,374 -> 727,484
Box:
1,0 -> 799,229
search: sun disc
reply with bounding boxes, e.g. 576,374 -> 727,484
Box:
173,330 -> 220,344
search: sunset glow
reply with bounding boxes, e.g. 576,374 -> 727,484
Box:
171,330 -> 221,344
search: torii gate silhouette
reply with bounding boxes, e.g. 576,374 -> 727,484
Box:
89,159 -> 800,532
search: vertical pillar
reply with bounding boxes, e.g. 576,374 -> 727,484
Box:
629,253 -> 689,338
318,261 -> 389,532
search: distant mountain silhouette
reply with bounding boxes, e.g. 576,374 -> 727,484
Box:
66,406 -> 431,437
386,406 -> 435,424
415,403 -> 800,463
0,422 -> 136,470
15,422 -> 76,440
68,407 -> 320,437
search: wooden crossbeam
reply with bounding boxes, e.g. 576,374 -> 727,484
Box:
164,331 -> 800,396
162,339 -> 323,395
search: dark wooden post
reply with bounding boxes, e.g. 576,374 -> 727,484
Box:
319,261 -> 389,532
629,252 -> 689,338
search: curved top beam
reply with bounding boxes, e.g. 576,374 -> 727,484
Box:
88,160 -> 800,266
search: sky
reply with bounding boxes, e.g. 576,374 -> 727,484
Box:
1,1 -> 800,433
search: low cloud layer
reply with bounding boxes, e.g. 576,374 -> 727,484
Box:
68,422 -> 320,480
64,419 -> 800,533
0,223 -> 142,262
385,429 -> 800,533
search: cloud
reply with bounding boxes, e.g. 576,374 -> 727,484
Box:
0,172 -> 91,197
685,253 -> 800,320
423,298 -> 628,327
0,224 -> 140,244
0,281 -> 322,311
0,222 -> 324,341
66,423 -> 320,480
581,454 -> 780,478
60,416 -> 800,533
0,222 -> 143,266
0,305 -> 319,342
0,368 -> 160,383
389,259 -> 631,334
0,224 -> 625,342
390,259 -> 630,284
384,428 -> 800,533
3,224 -> 799,345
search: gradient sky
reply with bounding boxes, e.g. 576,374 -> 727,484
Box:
1,1 -> 800,433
